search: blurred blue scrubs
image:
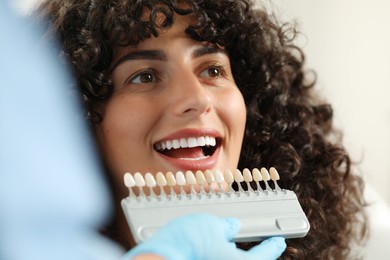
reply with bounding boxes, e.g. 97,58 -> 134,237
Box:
0,1 -> 123,259
0,3 -> 288,260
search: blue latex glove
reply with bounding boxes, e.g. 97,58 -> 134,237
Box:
124,214 -> 286,260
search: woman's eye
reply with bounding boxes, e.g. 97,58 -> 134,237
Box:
199,66 -> 223,78
128,71 -> 156,84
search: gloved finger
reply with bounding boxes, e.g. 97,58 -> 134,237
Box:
246,237 -> 286,260
222,217 -> 241,241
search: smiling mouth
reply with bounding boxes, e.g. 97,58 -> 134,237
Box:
154,136 -> 221,160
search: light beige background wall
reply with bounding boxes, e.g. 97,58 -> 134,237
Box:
12,0 -> 390,205
267,0 -> 390,206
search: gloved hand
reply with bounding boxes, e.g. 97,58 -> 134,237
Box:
123,213 -> 286,260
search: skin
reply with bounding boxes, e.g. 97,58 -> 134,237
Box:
94,15 -> 247,199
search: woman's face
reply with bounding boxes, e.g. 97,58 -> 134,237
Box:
95,16 -> 246,192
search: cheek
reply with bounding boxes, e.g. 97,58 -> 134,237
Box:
94,97 -> 158,174
216,87 -> 246,165
221,88 -> 247,134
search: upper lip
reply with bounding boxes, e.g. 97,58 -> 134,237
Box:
153,128 -> 221,151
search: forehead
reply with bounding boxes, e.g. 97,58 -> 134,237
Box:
111,14 -> 218,66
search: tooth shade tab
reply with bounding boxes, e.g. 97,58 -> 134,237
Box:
260,167 -> 271,181
204,170 -> 215,184
124,172 -> 135,188
269,167 -> 280,181
175,171 -> 186,186
166,172 -> 176,186
243,168 -> 254,192
145,173 -> 156,188
122,168 -> 286,197
156,172 -> 167,186
155,136 -> 217,151
243,168 -> 253,182
214,170 -> 224,184
185,171 -> 197,185
234,169 -> 244,183
156,172 -> 167,196
224,170 -> 234,184
260,167 -> 272,191
252,168 -> 262,181
269,167 -> 282,191
134,172 -> 146,187
196,170 -> 207,185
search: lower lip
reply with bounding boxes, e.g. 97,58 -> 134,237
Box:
157,147 -> 220,172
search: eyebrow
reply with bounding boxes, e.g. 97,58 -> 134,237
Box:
111,50 -> 167,71
192,45 -> 227,58
111,45 -> 227,72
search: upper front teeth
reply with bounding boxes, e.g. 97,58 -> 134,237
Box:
156,136 -> 216,151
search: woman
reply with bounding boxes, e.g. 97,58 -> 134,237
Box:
36,0 -> 367,258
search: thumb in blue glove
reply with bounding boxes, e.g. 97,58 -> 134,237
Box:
123,213 -> 286,260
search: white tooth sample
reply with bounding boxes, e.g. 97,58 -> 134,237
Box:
134,172 -> 146,197
187,137 -> 197,148
197,136 -> 206,146
166,172 -> 176,186
224,170 -> 234,184
214,170 -> 224,184
234,169 -> 244,192
166,140 -> 173,150
161,142 -> 167,150
252,168 -> 262,181
145,172 -> 156,187
156,172 -> 167,186
175,171 -> 186,186
195,170 -> 207,194
156,172 -> 167,196
260,167 -> 272,191
134,172 -> 146,187
176,171 -> 186,195
186,171 -> 197,194
224,169 -> 235,192
269,167 -> 282,190
180,138 -> 188,148
185,171 -> 197,185
243,168 -> 252,182
124,172 -> 136,197
252,168 -> 262,191
124,172 -> 135,188
269,167 -> 280,181
260,167 -> 270,181
243,168 -> 253,191
234,169 -> 244,183
204,170 -> 216,192
195,170 -> 207,185
204,170 -> 215,184
166,171 -> 176,196
214,170 -> 225,192
209,136 -> 216,146
145,172 -> 156,197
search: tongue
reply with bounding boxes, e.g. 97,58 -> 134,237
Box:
163,147 -> 205,159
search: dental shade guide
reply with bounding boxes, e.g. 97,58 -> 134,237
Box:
121,168 -> 310,244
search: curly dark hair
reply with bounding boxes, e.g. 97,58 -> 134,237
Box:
35,0 -> 367,258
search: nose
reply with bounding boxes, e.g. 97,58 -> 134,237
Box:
169,68 -> 212,117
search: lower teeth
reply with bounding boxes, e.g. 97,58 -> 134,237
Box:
178,155 -> 210,161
